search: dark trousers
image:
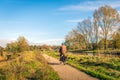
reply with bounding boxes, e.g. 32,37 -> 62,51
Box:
60,55 -> 67,62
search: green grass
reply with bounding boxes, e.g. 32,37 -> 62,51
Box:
0,51 -> 60,80
44,51 -> 120,80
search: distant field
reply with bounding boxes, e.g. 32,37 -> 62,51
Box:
44,51 -> 120,80
0,51 -> 60,80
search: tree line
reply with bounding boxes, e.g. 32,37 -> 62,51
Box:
0,36 -> 60,57
65,5 -> 120,51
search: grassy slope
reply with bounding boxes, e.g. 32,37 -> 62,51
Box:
44,51 -> 120,80
0,51 -> 60,80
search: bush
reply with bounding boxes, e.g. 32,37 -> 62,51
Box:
0,51 -> 60,80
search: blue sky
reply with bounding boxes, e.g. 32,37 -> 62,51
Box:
0,0 -> 120,47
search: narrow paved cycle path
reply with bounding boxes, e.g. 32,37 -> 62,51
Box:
42,54 -> 98,80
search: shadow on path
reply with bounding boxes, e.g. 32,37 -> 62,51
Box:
0,59 -> 7,63
48,62 -> 60,65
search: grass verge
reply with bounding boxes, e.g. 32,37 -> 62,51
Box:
44,51 -> 120,80
0,51 -> 60,80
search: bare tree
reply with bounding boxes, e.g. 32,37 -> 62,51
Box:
93,5 -> 120,50
93,13 -> 100,49
77,18 -> 94,50
65,29 -> 85,50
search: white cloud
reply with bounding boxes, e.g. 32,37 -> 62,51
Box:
30,39 -> 65,46
58,0 -> 120,11
66,19 -> 83,23
0,38 -> 64,48
118,11 -> 120,14
59,4 -> 96,11
0,39 -> 13,47
39,39 -> 64,42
